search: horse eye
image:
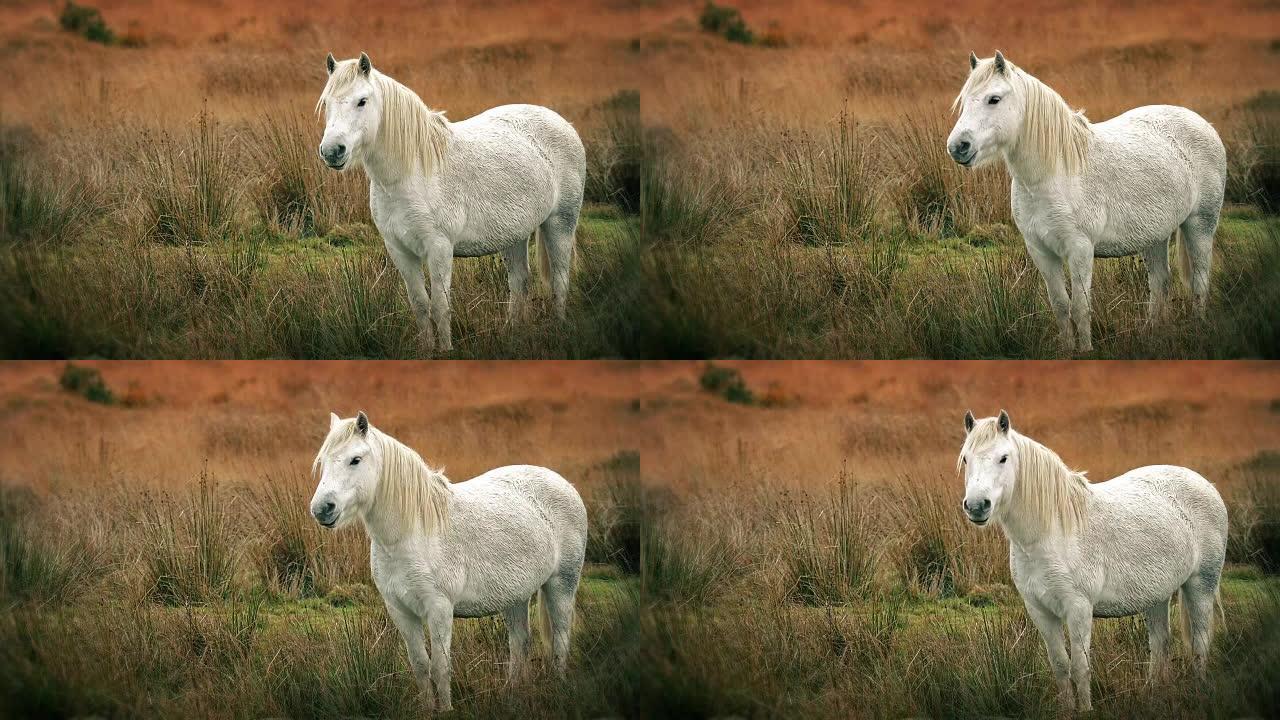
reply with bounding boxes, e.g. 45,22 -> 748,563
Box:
357,98 -> 367,107
999,455 -> 1008,464
350,456 -> 361,466
988,96 -> 1001,105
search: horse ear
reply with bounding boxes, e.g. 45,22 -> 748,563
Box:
329,412 -> 341,429
358,52 -> 372,76
997,409 -> 1010,433
356,411 -> 369,435
326,52 -> 336,75
964,410 -> 976,434
969,51 -> 978,70
993,50 -> 1007,74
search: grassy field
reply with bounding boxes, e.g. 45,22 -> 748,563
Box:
640,0 -> 1280,358
2,361 -> 1278,717
0,0 -> 642,359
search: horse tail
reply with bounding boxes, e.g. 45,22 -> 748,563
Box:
537,585 -> 553,658
1215,585 -> 1226,635
1173,227 -> 1191,292
536,227 -> 551,287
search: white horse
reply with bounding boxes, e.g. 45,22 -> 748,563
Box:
948,52 -> 1226,353
309,411 -> 588,711
958,410 -> 1227,712
316,52 -> 587,352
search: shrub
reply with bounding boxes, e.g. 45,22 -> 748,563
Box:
778,110 -> 879,246
1229,470 -> 1280,571
0,127 -> 103,243
139,474 -> 239,605
59,363 -> 114,404
59,2 -> 115,45
699,2 -> 754,45
136,109 -> 240,246
779,478 -> 880,605
640,145 -> 744,246
892,479 -> 1009,597
584,90 -> 641,211
586,451 -> 644,572
699,362 -> 754,404
0,488 -> 102,605
641,514 -> 741,606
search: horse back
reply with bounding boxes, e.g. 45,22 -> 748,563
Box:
1093,465 -> 1227,564
458,465 -> 588,543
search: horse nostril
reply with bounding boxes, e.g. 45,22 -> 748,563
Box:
980,498 -> 991,511
335,144 -> 346,156
322,501 -> 336,514
956,141 -> 971,154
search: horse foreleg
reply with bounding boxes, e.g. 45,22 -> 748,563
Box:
1065,604 -> 1094,712
425,243 -> 455,353
1027,244 -> 1073,353
1065,241 -> 1094,353
1026,601 -> 1073,709
388,245 -> 435,352
426,604 -> 455,712
386,602 -> 434,707
503,598 -> 533,684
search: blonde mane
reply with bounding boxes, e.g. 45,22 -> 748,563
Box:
954,57 -> 1091,177
316,60 -> 452,178
959,419 -> 1091,534
313,419 -> 452,536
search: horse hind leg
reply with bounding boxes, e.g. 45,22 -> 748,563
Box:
1144,597 -> 1173,683
539,569 -> 581,677
1142,239 -> 1172,325
1179,212 -> 1217,319
1179,570 -> 1222,678
502,597 -> 533,684
538,209 -> 578,321
501,238 -> 532,324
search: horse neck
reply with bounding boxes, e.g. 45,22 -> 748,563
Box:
361,76 -> 450,191
997,434 -> 1089,547
1001,71 -> 1090,189
359,431 -> 449,548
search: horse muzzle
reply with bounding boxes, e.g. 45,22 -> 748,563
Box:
963,497 -> 992,525
312,500 -> 340,528
319,144 -> 348,171
948,139 -> 976,167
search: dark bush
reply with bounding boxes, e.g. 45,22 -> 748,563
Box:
699,2 -> 754,45
585,90 -> 641,211
59,363 -> 114,404
59,2 -> 115,45
699,363 -> 754,404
